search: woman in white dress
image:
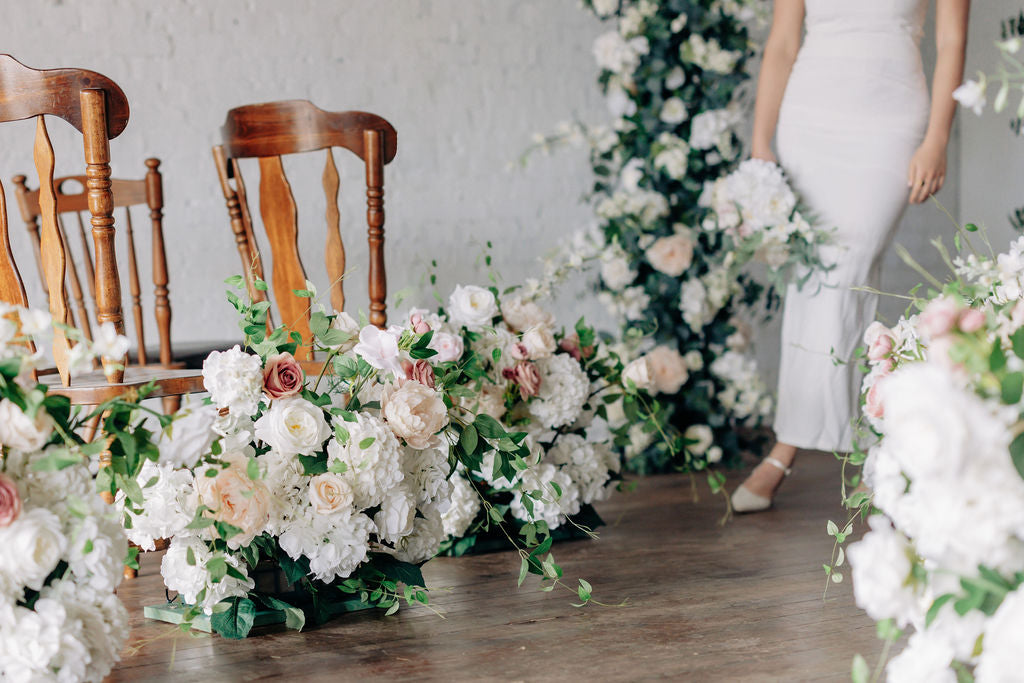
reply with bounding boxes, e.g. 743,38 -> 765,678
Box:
732,0 -> 970,512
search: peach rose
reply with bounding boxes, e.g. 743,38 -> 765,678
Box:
864,380 -> 886,420
957,308 -> 985,333
645,345 -> 689,395
309,473 -> 354,515
263,352 -> 304,399
382,381 -> 449,449
503,360 -> 542,399
521,325 -> 557,360
0,473 -> 21,527
645,233 -> 695,277
196,454 -> 271,548
918,297 -> 959,339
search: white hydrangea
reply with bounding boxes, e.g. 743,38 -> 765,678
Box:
592,31 -> 649,75
510,462 -> 580,529
161,536 -> 254,615
121,461 -> 194,551
689,106 -> 742,151
976,589 -> 1024,682
393,504 -> 446,564
202,345 -> 264,417
547,434 -> 619,505
442,474 -> 482,538
327,413 -> 406,509
848,516 -> 923,627
529,354 -> 590,429
885,632 -> 957,683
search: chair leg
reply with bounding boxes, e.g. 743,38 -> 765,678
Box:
161,394 -> 181,414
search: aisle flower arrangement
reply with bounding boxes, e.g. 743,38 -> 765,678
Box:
401,285 -> 681,555
827,233 -> 1024,682
123,277 -> 616,638
525,0 -> 832,471
0,307 -> 138,682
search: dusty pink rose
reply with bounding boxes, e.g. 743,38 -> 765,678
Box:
0,474 -> 21,527
559,334 -> 582,361
510,342 -> 530,361
503,360 -> 542,399
957,308 -> 985,333
919,297 -> 960,339
864,380 -> 886,420
263,352 -> 304,399
403,359 -> 436,389
409,311 -> 431,335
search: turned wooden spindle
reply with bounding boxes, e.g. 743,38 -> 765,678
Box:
11,174 -> 47,296
145,158 -> 172,368
364,128 -> 386,329
212,145 -> 269,309
80,88 -> 126,383
122,207 -> 146,365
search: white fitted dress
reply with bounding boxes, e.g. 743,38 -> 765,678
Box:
773,0 -> 930,451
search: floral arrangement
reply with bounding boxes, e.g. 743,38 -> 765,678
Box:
122,277 -> 604,638
0,306 -> 138,682
826,231 -> 1024,682
399,284 -> 682,555
524,0 -> 832,471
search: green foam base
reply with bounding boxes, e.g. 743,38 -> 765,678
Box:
144,596 -> 375,634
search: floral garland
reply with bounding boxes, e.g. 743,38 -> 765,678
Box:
398,285 -> 680,556
123,277 -> 607,638
825,231 -> 1024,682
526,0 -> 832,471
0,306 -> 138,682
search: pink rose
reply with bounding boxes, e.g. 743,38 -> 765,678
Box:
503,360 -> 542,399
919,297 -> 960,339
428,332 -> 464,364
867,333 -> 894,362
409,311 -> 431,336
0,473 -> 21,527
559,334 -> 582,361
957,308 -> 985,333
263,352 -> 304,399
864,380 -> 885,420
510,342 -> 530,361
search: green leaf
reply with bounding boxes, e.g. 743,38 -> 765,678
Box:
1011,432 -> 1024,481
358,437 -> 376,450
991,344 -> 1007,372
254,279 -> 268,291
384,601 -> 401,616
210,596 -> 256,639
1013,328 -> 1024,361
224,274 -> 245,288
255,594 -> 306,632
518,556 -> 529,587
247,458 -> 261,481
297,454 -> 328,476
459,424 -> 478,456
1001,372 -> 1023,404
473,413 -> 506,439
370,553 -> 426,588
851,655 -> 870,683
926,593 -> 956,627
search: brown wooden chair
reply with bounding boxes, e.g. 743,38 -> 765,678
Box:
212,100 -> 398,364
0,55 -> 204,405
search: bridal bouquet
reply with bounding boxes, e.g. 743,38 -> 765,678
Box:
406,285 -> 680,554
0,306 -> 136,682
702,158 -> 831,286
829,235 -> 1024,682
123,277 -> 597,638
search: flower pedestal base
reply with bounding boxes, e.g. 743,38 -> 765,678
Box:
144,595 -> 375,634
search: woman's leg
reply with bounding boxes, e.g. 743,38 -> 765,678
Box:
736,441 -> 797,499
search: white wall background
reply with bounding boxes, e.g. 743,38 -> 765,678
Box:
0,0 -> 608,349
0,0 -> 1015,391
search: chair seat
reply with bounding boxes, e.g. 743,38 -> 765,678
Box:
40,366 -> 206,404
134,339 -> 242,369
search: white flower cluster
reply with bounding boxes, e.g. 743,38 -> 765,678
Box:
848,239 -> 1024,681
688,106 -> 742,154
0,450 -> 129,682
680,34 -> 741,74
709,350 -> 771,422
592,31 -> 650,76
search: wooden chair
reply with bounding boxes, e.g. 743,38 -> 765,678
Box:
0,55 -> 204,406
212,100 -> 398,364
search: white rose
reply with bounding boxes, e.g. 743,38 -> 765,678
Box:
308,473 -> 355,515
327,311 -> 360,352
202,345 -> 264,416
195,452 -> 271,548
645,345 -> 689,394
521,325 -> 557,360
683,350 -> 704,372
382,381 -> 449,449
600,254 -> 636,291
459,382 -> 507,421
684,424 -> 714,455
254,396 -> 331,457
591,0 -> 618,17
659,97 -> 688,124
501,296 -> 555,332
664,66 -> 686,90
620,158 -> 645,192
0,399 -> 53,452
373,485 -> 416,542
159,395 -> 218,468
706,446 -> 723,463
622,357 -> 655,392
645,234 -> 694,277
448,285 -> 498,330
429,331 -> 464,363
0,507 -> 66,590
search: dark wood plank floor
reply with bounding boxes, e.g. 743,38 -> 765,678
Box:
109,453 -> 879,682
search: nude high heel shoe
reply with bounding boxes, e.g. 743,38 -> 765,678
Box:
730,457 -> 792,513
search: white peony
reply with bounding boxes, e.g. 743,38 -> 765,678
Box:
501,296 -> 555,332
0,507 -> 66,592
521,325 -> 557,360
622,356 -> 656,392
848,517 -> 921,627
373,485 -> 416,543
976,589 -> 1024,683
885,632 -> 956,683
448,285 -> 498,330
254,396 -> 331,457
202,345 -> 264,417
645,345 -> 689,394
529,354 -> 591,429
158,395 -> 218,468
600,252 -> 637,291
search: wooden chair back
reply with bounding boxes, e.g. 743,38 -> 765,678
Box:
11,160 -> 172,368
212,100 -> 397,360
0,54 -> 130,384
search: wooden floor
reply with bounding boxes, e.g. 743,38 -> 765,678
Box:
110,453 -> 880,682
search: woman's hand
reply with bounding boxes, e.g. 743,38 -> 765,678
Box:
751,142 -> 777,164
907,138 -> 947,204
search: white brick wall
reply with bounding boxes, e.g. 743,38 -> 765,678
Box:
0,0 -> 608,346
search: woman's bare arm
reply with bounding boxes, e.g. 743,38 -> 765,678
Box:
908,0 -> 970,203
750,0 -> 805,162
